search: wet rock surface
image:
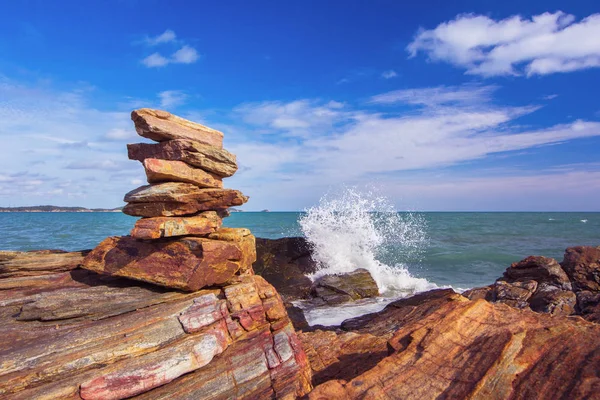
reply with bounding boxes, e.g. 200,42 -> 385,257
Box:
253,237 -> 317,301
310,268 -> 379,305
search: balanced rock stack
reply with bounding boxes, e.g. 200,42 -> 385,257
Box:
82,109 -> 254,291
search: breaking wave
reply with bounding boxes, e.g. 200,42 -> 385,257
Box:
298,187 -> 436,296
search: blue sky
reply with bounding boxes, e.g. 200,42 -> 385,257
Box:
1,0 -> 599,211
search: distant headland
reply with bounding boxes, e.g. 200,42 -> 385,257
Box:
0,205 -> 123,213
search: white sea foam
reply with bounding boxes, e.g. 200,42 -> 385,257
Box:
581,219 -> 588,223
298,187 -> 436,296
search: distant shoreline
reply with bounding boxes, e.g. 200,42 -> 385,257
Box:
0,206 -> 122,213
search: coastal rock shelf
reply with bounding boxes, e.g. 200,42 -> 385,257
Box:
0,258 -> 311,399
463,246 -> 600,322
306,289 -> 600,399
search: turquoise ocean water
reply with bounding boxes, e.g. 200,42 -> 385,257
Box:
1,211 -> 598,290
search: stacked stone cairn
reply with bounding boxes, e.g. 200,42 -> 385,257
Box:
83,109 -> 254,291
54,109 -> 313,399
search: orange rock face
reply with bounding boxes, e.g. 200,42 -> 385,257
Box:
130,211 -> 222,240
299,330 -> 389,386
128,139 -> 237,177
208,228 -> 257,275
143,158 -> 223,188
81,235 -> 251,291
308,293 -> 600,400
561,246 -> 600,292
0,257 -> 312,399
131,108 -> 224,148
122,183 -> 248,217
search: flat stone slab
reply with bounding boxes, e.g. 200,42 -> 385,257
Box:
128,139 -> 237,177
122,183 -> 248,217
130,211 -> 223,240
132,108 -> 224,148
81,236 -> 248,291
143,158 -> 223,188
0,249 -> 89,279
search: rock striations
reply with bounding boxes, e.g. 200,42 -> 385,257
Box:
0,110 -> 311,400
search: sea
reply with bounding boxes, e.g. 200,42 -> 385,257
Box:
1,194 -> 598,325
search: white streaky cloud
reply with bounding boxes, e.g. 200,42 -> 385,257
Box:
130,178 -> 144,185
144,29 -> 176,46
407,12 -> 600,77
142,52 -> 170,68
0,77 -> 144,207
65,159 -> 130,171
543,94 -> 559,100
158,90 -> 187,108
234,99 -> 350,138
370,84 -> 498,106
172,45 -> 200,64
381,70 -> 398,79
2,78 -> 600,210
226,86 -> 600,189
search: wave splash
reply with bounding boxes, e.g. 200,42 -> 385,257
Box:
298,187 -> 436,296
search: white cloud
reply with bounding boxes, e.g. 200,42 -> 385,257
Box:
224,85 -> 600,210
144,29 -> 176,46
542,94 -> 559,100
130,178 -> 144,185
141,46 -> 200,68
381,70 -> 398,79
370,84 -> 498,106
0,77 -> 142,207
142,52 -> 170,67
234,99 -> 349,137
172,45 -> 200,64
65,159 -> 130,171
407,11 -> 600,77
158,90 -> 187,108
2,76 -> 600,211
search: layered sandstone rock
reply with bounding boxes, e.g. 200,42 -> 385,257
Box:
81,110 -> 255,290
463,247 -> 600,319
122,183 -> 247,217
128,139 -> 237,177
130,211 -> 222,240
308,290 -> 600,400
0,249 -> 89,278
131,108 -> 224,147
0,259 -> 311,399
143,158 -> 223,188
82,233 -> 253,291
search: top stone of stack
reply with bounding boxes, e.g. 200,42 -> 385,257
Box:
132,108 -> 224,148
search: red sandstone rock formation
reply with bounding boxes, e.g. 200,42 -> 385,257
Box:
307,290 -> 600,399
131,108 -> 224,147
0,255 -> 311,399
